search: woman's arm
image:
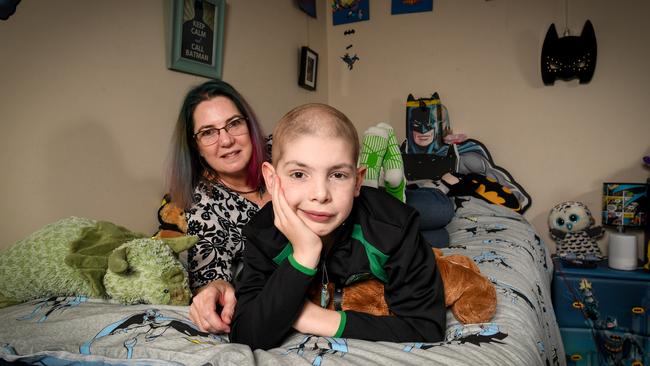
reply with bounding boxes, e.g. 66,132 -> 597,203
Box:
189,279 -> 236,333
185,183 -> 250,333
186,183 -> 245,289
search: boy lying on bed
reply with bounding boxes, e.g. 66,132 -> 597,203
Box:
230,103 -> 446,350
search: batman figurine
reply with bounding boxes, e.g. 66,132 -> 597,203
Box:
541,20 -> 597,85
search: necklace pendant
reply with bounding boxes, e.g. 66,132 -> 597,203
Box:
320,284 -> 330,308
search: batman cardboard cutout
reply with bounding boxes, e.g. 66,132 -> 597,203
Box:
405,93 -> 450,154
541,20 -> 597,85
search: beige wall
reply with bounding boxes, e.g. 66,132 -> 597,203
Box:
327,0 -> 650,254
0,0 -> 328,248
1,0 -> 649,255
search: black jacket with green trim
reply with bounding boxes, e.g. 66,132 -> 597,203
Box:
230,186 -> 446,350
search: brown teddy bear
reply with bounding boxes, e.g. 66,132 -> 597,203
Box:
154,198 -> 497,324
153,194 -> 187,239
310,248 -> 496,324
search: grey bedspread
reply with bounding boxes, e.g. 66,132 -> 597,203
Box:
0,197 -> 565,366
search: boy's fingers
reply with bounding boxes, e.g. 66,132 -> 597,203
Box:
270,175 -> 281,215
273,175 -> 291,226
271,175 -> 285,226
275,176 -> 296,223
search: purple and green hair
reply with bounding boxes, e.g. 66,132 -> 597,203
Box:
167,80 -> 268,209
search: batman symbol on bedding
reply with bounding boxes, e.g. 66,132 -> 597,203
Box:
541,20 -> 597,85
17,296 -> 87,323
285,336 -> 348,366
80,309 -> 225,358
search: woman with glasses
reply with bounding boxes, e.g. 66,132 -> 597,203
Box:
167,80 -> 270,334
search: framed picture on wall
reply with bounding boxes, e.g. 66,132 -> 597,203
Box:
391,0 -> 433,15
332,0 -> 369,25
298,46 -> 318,91
169,0 -> 225,79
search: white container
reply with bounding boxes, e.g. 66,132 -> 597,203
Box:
608,232 -> 638,271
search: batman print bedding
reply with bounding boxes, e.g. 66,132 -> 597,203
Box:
0,196 -> 564,366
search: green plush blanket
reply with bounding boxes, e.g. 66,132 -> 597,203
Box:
0,217 -> 145,308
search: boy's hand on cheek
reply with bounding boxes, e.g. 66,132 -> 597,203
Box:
271,175 -> 322,269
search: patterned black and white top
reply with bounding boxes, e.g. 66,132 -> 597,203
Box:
185,179 -> 262,291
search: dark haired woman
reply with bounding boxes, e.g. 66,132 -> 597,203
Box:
167,80 -> 270,334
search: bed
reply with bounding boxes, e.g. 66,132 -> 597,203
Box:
0,140 -> 566,366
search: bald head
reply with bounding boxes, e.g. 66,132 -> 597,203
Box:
272,103 -> 360,165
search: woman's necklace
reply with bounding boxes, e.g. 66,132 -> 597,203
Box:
220,180 -> 258,195
210,174 -> 258,195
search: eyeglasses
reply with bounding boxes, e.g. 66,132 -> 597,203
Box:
193,116 -> 249,146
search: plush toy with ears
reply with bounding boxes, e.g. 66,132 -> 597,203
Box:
0,217 -> 197,308
311,248 -> 497,324
548,201 -> 604,261
154,194 -> 187,239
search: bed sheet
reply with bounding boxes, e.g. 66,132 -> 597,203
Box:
0,197 -> 565,366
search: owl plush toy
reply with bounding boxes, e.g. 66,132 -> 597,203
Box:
548,201 -> 604,261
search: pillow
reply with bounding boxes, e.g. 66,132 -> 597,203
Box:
446,173 -> 523,212
456,139 -> 531,213
0,217 -> 144,308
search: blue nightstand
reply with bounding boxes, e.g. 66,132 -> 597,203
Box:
552,257 -> 650,365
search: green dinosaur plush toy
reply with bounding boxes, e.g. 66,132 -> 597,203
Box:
0,216 -> 197,308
